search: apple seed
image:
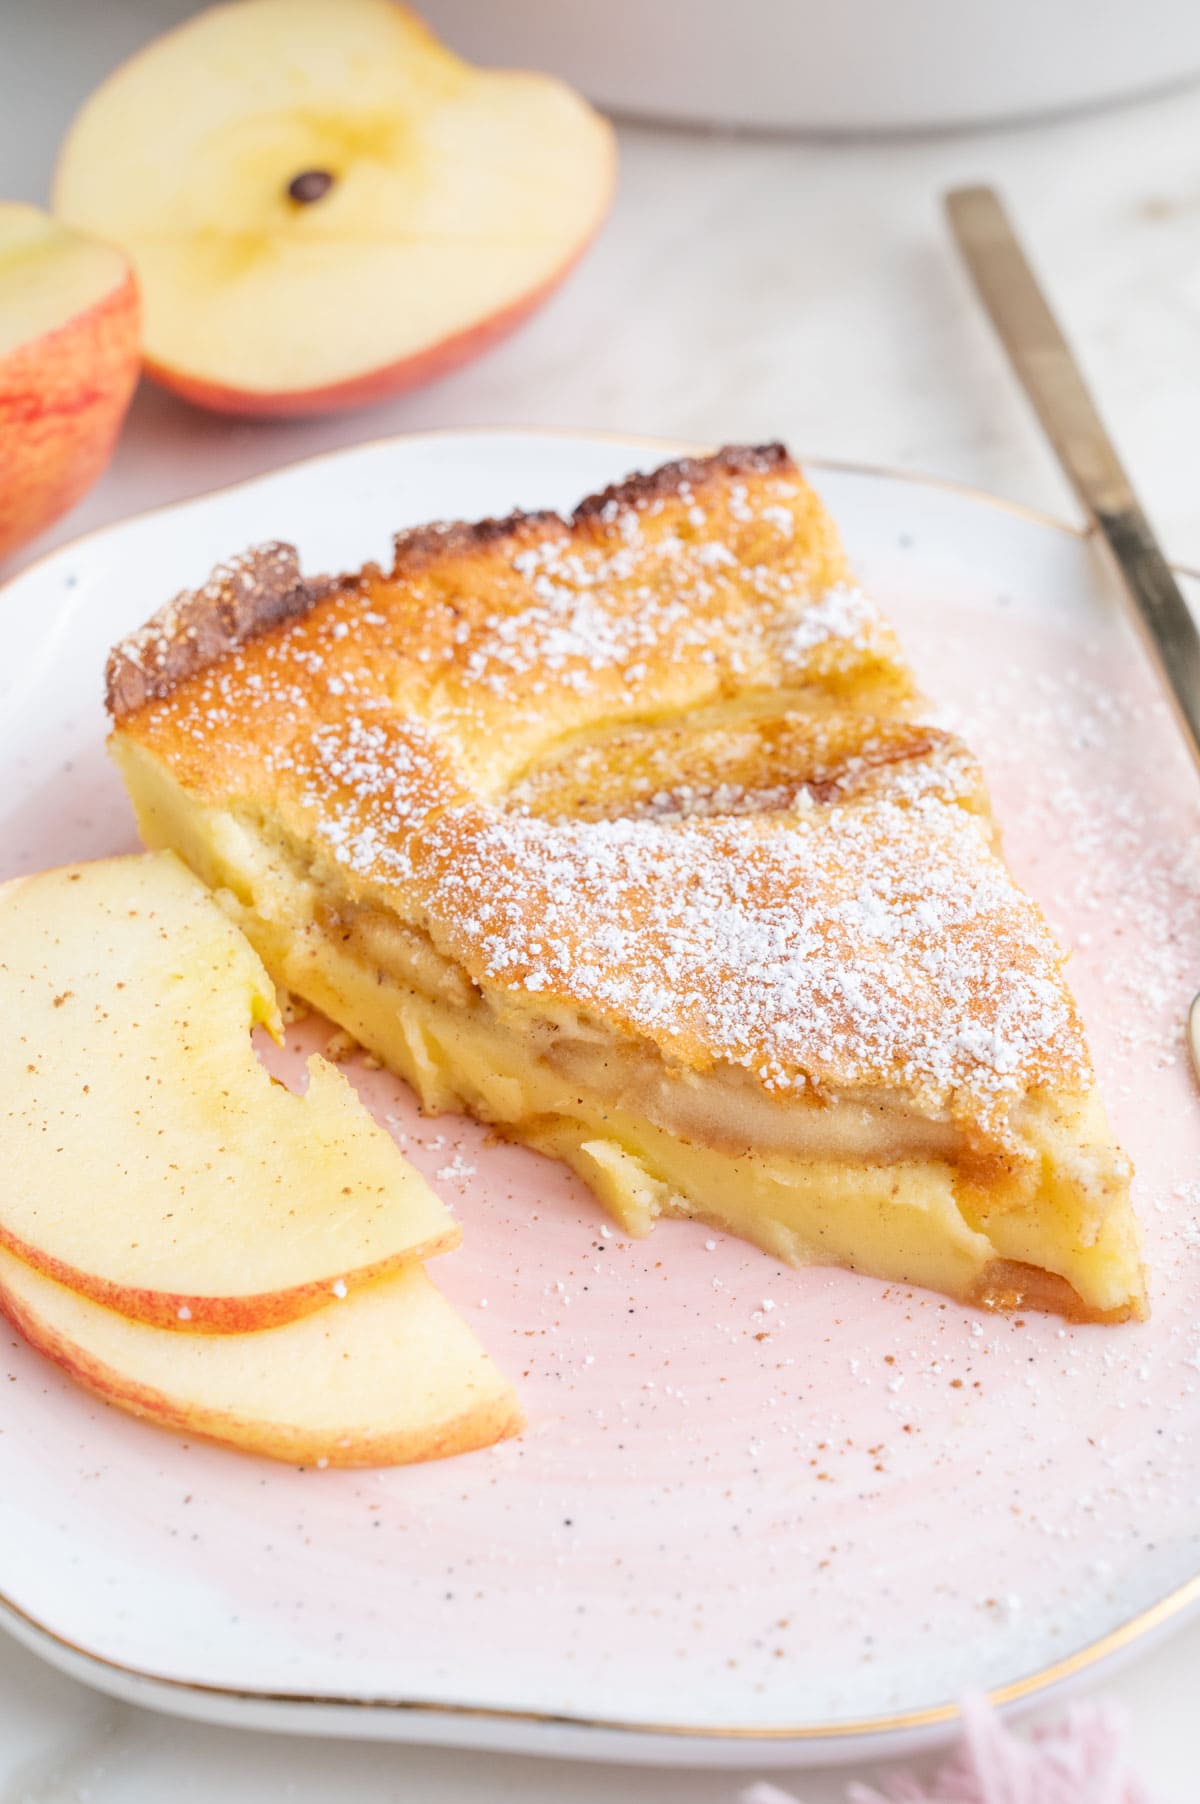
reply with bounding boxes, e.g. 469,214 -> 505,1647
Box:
287,169 -> 334,205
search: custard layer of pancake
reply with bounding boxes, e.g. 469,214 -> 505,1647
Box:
106,445 -> 1145,1321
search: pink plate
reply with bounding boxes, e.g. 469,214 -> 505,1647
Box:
1,431 -> 1199,1768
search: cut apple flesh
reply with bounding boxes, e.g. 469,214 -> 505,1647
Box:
0,203 -> 133,358
52,0 -> 615,414
0,854 -> 457,1329
0,1246 -> 521,1467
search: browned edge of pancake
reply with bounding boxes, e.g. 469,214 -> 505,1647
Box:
105,545 -> 336,720
104,444 -> 793,721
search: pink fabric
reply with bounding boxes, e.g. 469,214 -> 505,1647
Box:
741,1695 -> 1162,1804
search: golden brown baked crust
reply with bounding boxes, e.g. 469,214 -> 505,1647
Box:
105,445 -> 796,721
106,446 -> 1099,1141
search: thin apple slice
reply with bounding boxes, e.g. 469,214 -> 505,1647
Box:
53,0 -> 615,417
0,853 -> 457,1330
0,1245 -> 520,1467
0,203 -> 139,560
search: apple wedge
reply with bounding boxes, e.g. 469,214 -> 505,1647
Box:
0,203 -> 139,560
53,0 -> 615,417
0,1246 -> 520,1467
0,853 -> 458,1330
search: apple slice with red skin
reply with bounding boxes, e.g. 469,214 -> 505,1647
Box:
53,0 -> 615,417
0,1246 -> 521,1467
0,854 -> 459,1332
0,204 -> 139,561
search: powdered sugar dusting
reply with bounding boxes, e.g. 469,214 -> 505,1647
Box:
778,583 -> 878,665
125,447 -> 1092,1135
301,742 -> 1085,1120
448,553 -> 890,712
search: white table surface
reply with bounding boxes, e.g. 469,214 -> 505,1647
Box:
4,2 -> 1200,1794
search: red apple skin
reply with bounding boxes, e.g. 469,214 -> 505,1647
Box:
0,270 -> 140,560
0,1269 -> 523,1467
0,1211 -> 458,1334
143,222 -> 604,419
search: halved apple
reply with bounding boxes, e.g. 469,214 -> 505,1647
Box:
0,1247 -> 520,1467
0,203 -> 139,561
0,853 -> 457,1330
52,0 -> 615,417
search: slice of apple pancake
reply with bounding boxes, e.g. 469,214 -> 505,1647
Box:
105,444 -> 1145,1322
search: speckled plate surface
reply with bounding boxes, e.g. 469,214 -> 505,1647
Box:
2,430 -> 1199,1768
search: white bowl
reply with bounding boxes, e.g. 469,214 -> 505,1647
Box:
427,0 -> 1200,132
